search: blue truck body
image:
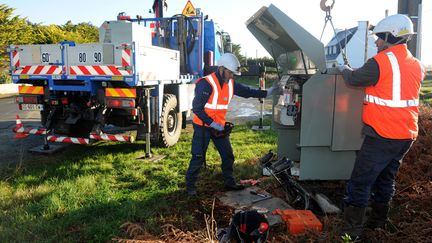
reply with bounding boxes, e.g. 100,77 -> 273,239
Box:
8,10 -> 229,147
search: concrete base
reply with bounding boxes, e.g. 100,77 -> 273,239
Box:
29,144 -> 67,154
251,125 -> 271,131
218,186 -> 292,226
136,154 -> 166,162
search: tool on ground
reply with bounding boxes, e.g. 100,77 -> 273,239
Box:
261,155 -> 339,214
250,191 -> 267,198
252,206 -> 269,214
240,179 -> 260,186
218,210 -> 269,243
250,191 -> 272,203
273,209 -> 322,235
261,156 -> 312,210
258,150 -> 276,166
258,150 -> 276,176
252,196 -> 272,204
312,193 -> 341,214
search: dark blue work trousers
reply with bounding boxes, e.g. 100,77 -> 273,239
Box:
344,135 -> 414,208
185,123 -> 236,192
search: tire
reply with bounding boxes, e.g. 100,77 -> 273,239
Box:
159,94 -> 182,147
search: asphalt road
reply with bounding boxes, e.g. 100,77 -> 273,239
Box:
0,96 -> 43,166
0,95 -> 272,166
226,96 -> 272,122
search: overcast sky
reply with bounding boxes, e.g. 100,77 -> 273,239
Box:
3,0 -> 431,65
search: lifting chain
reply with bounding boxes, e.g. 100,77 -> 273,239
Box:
319,0 -> 350,66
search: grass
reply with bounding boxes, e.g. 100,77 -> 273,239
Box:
421,79 -> 432,105
236,76 -> 261,87
1,77 -> 429,241
0,120 -> 276,241
236,74 -> 278,88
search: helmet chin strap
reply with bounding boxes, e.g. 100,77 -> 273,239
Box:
382,32 -> 410,48
221,68 -> 226,81
381,33 -> 393,51
220,67 -> 230,83
395,36 -> 410,44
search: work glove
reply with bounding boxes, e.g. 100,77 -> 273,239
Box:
337,64 -> 353,72
266,80 -> 284,98
266,86 -> 275,98
210,121 -> 224,131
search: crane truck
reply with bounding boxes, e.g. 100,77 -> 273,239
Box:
8,6 -> 230,150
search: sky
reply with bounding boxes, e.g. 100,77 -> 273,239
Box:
3,0 -> 431,65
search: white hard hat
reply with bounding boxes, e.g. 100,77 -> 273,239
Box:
217,53 -> 241,75
372,14 -> 414,38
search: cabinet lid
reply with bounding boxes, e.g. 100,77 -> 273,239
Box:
246,4 -> 327,73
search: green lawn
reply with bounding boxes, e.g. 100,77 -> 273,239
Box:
236,73 -> 278,88
1,77 -> 429,241
421,79 -> 432,105
0,120 -> 276,241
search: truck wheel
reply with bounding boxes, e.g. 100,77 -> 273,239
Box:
159,94 -> 182,147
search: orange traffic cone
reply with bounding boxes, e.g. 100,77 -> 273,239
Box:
13,115 -> 29,139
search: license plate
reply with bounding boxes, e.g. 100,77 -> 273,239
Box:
21,104 -> 44,111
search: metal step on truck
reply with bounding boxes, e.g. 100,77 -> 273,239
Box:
8,7 -> 230,152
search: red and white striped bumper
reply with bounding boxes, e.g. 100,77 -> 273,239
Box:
69,65 -> 130,76
14,65 -> 62,75
12,115 -> 135,144
90,132 -> 135,143
47,135 -> 90,145
14,127 -> 47,135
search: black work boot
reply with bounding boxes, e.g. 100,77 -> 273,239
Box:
225,183 -> 245,191
366,202 -> 389,229
340,205 -> 367,241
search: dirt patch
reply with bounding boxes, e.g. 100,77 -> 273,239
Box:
379,104 -> 432,242
116,105 -> 432,242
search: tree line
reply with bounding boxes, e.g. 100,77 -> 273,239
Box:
0,4 -> 275,70
0,4 -> 98,68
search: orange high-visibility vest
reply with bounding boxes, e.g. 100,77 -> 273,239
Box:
363,44 -> 425,139
193,72 -> 234,126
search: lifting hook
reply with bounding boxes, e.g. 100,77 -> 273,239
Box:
320,0 -> 335,12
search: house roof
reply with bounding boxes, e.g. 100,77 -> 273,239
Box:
325,26 -> 357,60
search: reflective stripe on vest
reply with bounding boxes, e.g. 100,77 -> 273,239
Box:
363,44 -> 423,139
204,74 -> 233,110
364,95 -> 419,107
364,52 -> 419,108
192,73 -> 234,126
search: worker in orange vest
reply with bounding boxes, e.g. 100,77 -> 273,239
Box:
185,53 -> 275,196
338,14 -> 426,240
